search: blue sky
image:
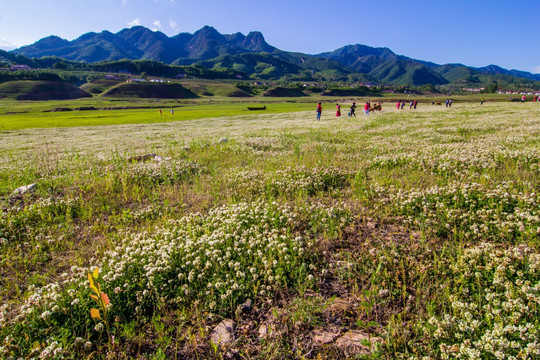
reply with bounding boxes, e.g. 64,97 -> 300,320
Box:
1,0 -> 539,73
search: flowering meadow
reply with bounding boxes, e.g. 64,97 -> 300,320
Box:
2,101 -> 540,359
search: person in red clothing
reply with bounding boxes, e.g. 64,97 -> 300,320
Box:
336,103 -> 341,117
364,102 -> 370,116
316,102 -> 322,120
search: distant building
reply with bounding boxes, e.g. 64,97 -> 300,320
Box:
463,87 -> 484,93
10,64 -> 31,71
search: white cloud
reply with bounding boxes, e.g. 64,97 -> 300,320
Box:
122,0 -> 128,4
532,66 -> 540,74
0,38 -> 17,50
127,18 -> 142,27
169,19 -> 178,31
153,20 -> 163,29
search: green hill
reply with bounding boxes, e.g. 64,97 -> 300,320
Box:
435,65 -> 478,82
80,79 -> 122,94
261,87 -> 306,97
179,79 -> 251,97
100,82 -> 198,99
196,53 -> 302,80
0,80 -> 92,100
369,60 -> 448,86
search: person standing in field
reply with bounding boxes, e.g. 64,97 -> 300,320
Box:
350,102 -> 356,116
401,100 -> 405,110
522,95 -> 526,103
171,108 -> 174,115
413,100 -> 417,109
316,102 -> 323,120
396,101 -> 401,110
364,102 -> 370,116
409,100 -> 414,109
336,103 -> 341,117
481,97 -> 484,105
159,108 -> 162,116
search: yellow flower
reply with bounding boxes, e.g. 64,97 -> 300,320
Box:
90,308 -> 101,319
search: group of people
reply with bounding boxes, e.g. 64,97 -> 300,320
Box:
316,101 -> 377,120
316,93 -> 540,120
396,100 -> 418,110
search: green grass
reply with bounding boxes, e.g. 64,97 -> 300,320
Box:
0,101 -> 315,130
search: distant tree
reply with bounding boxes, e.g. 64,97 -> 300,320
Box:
484,83 -> 498,93
53,61 -> 68,70
480,83 -> 495,94
417,84 -> 437,93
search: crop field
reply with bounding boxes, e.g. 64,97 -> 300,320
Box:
1,99 -> 540,359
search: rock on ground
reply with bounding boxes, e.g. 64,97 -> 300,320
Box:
12,183 -> 37,195
210,319 -> 236,346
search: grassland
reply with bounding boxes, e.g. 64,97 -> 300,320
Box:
1,99 -> 540,359
0,100 -> 315,130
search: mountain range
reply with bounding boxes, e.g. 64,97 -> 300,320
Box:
8,26 -> 540,86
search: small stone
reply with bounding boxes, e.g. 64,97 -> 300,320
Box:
218,138 -> 228,144
258,324 -> 268,338
152,155 -> 167,162
210,319 -> 236,346
312,329 -> 340,345
239,299 -> 252,313
13,183 -> 37,195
